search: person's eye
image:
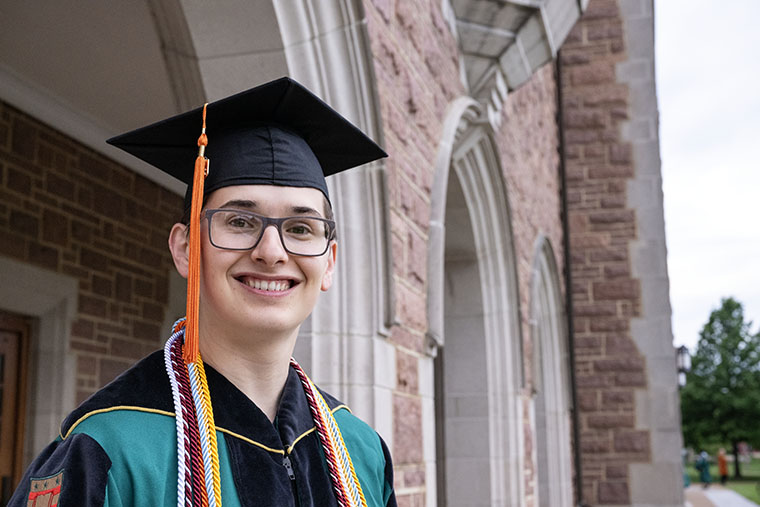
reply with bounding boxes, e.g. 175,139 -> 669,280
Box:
226,215 -> 256,229
286,223 -> 313,235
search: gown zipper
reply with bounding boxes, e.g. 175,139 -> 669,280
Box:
283,453 -> 300,505
282,454 -> 296,481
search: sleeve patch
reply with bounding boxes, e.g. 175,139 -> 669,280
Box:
27,470 -> 64,507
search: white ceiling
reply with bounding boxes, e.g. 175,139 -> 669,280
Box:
0,1 -> 176,133
0,0 -> 184,191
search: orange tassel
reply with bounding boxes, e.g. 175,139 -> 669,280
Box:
183,104 -> 209,364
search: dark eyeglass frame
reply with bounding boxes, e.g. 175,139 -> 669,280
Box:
202,208 -> 336,257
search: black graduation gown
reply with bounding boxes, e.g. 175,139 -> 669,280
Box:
9,351 -> 397,506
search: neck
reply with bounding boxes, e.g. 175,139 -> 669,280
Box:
198,323 -> 299,422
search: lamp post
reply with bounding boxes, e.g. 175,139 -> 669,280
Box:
676,344 -> 691,387
675,344 -> 692,490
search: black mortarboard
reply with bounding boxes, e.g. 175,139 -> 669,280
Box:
107,76 -> 387,207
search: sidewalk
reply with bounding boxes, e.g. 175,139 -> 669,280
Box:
685,485 -> 760,507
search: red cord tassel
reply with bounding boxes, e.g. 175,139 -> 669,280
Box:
183,104 -> 209,364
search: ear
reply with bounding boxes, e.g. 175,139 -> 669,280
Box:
320,241 -> 337,291
168,223 -> 190,279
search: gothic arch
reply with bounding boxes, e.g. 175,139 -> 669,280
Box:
530,237 -> 573,507
426,97 -> 524,506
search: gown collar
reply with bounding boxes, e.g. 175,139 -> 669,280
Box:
61,350 -> 346,454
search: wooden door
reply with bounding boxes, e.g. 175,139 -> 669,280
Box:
0,311 -> 29,504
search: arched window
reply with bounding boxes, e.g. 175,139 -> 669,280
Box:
530,238 -> 573,507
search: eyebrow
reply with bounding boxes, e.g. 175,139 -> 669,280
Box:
290,205 -> 322,217
219,199 -> 257,209
218,200 -> 323,217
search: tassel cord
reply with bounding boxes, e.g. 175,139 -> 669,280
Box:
183,104 -> 209,365
164,330 -> 188,507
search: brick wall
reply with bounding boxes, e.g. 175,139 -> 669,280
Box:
499,63 -> 565,390
0,101 -> 183,405
366,1 -> 463,504
560,0 -> 650,504
366,0 -> 567,504
497,62 -> 565,503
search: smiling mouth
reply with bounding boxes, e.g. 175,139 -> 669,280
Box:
236,276 -> 295,292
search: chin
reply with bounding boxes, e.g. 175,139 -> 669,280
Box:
238,309 -> 305,337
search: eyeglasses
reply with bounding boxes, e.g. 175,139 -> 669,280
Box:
203,208 -> 336,256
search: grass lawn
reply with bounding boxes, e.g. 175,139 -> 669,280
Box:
730,482 -> 760,503
686,457 -> 760,503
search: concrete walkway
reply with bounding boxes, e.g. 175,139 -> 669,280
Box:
685,485 -> 760,507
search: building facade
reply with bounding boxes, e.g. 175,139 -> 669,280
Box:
0,0 -> 681,505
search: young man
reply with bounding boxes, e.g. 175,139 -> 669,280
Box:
10,78 -> 396,506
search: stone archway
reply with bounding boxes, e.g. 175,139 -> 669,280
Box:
530,237 -> 573,507
426,98 -> 524,506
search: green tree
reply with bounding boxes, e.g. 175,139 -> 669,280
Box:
680,297 -> 760,478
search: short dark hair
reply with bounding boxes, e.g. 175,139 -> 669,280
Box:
323,195 -> 334,222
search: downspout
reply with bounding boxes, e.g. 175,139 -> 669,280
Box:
555,52 -> 586,507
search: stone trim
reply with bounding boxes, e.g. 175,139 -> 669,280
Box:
426,96 -> 480,353
0,256 -> 77,467
145,0 -> 206,112
617,0 -> 682,505
530,236 -> 574,507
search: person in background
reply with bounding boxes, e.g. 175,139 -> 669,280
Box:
695,451 -> 712,489
718,448 -> 729,486
681,448 -> 691,488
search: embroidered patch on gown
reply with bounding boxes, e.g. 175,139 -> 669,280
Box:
27,470 -> 63,507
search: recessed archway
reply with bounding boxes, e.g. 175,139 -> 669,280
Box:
435,170 -> 490,505
427,98 -> 524,506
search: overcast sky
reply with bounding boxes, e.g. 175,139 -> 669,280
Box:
655,1 -> 760,350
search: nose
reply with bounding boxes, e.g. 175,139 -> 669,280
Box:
251,225 -> 288,265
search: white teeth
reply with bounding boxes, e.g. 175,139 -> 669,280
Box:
244,278 -> 288,292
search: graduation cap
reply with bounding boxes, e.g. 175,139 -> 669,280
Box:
107,77 -> 387,363
107,76 -> 387,207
